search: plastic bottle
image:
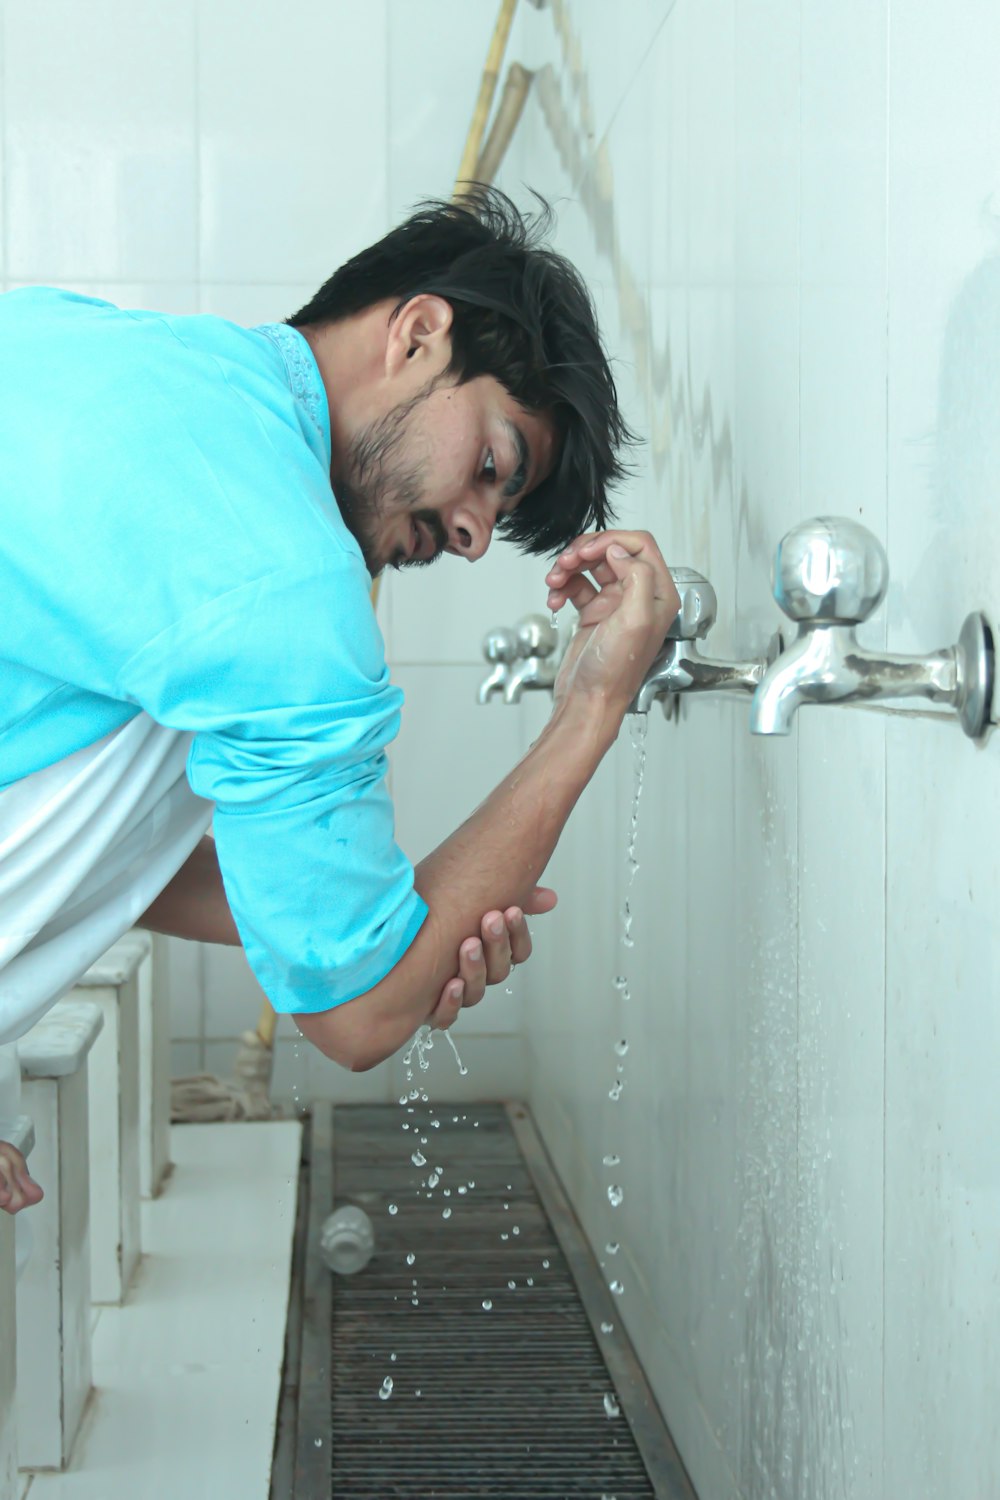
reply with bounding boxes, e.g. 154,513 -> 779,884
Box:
319,1204 -> 375,1274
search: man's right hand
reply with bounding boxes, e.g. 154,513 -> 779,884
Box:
0,1141 -> 44,1215
545,530 -> 680,715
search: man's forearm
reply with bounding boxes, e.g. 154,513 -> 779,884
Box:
137,835 -> 242,946
294,692 -> 619,1070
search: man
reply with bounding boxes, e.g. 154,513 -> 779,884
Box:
0,188 -> 679,1213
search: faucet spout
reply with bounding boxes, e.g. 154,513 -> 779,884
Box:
749,628 -> 834,734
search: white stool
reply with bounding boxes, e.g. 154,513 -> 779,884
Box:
16,1002 -> 103,1471
71,942 -> 143,1304
0,1115 -> 34,1500
113,931 -> 170,1199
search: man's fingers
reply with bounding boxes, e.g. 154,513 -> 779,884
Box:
505,907 -> 532,966
429,979 -> 464,1031
481,910 -> 512,985
457,937 -> 488,1007
522,885 -> 557,916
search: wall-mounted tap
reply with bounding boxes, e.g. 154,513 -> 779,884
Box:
478,616 -> 560,704
477,626 -> 519,704
750,516 -> 994,739
632,568 -> 782,715
503,614 -> 559,703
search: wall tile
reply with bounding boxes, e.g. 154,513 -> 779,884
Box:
203,944 -> 268,1039
198,282 -> 317,327
164,935 -> 203,1040
198,0 -> 389,284
386,0 -> 489,220
4,1 -> 198,282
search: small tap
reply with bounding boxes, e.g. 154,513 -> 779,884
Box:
478,626 -> 519,704
750,516 -> 994,739
503,614 -> 559,703
632,569 -> 782,714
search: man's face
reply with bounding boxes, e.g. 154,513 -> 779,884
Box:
333,372 -> 558,577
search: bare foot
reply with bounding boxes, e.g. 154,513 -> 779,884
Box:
0,1142 -> 44,1214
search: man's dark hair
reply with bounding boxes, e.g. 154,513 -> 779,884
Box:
288,186 -> 633,555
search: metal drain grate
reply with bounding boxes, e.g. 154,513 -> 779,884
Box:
292,1102 -> 695,1500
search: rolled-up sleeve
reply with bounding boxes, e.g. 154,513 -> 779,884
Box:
116,558 -> 427,1013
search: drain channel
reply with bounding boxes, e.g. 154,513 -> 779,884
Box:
293,1102 -> 695,1499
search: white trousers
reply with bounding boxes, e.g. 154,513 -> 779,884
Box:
0,713 -> 213,1046
0,714 -> 210,1279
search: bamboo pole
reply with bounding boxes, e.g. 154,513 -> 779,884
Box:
453,0 -> 520,199
475,61 -> 534,186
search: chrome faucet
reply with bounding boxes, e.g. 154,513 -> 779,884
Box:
632,568 -> 782,715
750,516 -> 994,739
477,626 -> 519,704
503,614 -> 559,703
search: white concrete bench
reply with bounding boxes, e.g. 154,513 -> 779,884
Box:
16,1001 -> 103,1472
140,934 -> 171,1199
70,942 -> 143,1305
0,1114 -> 34,1500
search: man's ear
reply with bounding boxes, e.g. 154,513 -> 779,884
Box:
385,294 -> 453,378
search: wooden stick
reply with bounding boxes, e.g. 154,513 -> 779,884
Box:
453,0 -> 520,199
475,61 -> 534,186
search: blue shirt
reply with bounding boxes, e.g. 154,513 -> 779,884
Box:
0,287 -> 427,1012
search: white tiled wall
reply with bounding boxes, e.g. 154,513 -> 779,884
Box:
509,3 -> 1000,1498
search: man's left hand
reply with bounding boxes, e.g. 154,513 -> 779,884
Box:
426,887 -> 557,1031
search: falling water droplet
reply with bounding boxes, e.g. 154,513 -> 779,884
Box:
610,1279 -> 625,1296
603,1153 -> 620,1167
604,1393 -> 621,1419
609,1081 -> 623,1101
457,1185 -> 467,1195
314,1438 -> 323,1447
542,1259 -> 550,1269
482,1299 -> 493,1311
379,1377 -> 394,1401
428,1171 -> 440,1188
388,1203 -> 398,1216
508,1279 -> 516,1290
608,1185 -> 624,1207
601,1321 -> 615,1334
613,975 -> 628,991
614,1038 -> 629,1057
406,1252 -> 416,1266
442,1208 -> 452,1219
512,1225 -> 520,1235
606,1241 -> 620,1255
411,1150 -> 426,1167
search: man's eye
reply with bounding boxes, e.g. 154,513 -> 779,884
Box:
481,450 -> 497,483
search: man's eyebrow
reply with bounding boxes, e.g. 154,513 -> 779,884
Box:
502,419 -> 530,499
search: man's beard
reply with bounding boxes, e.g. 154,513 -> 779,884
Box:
333,381 -> 449,577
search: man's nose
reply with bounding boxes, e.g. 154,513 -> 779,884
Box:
447,503 -> 495,562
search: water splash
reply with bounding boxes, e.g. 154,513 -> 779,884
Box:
443,1028 -> 468,1076
402,1026 -> 434,1071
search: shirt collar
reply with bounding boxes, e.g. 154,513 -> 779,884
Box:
255,322 -> 331,466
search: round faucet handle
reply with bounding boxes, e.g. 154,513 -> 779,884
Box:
773,516 -> 889,625
515,614 -> 558,659
482,626 -> 519,665
666,568 -> 717,640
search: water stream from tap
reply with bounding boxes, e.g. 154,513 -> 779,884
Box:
601,715 -> 648,1331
